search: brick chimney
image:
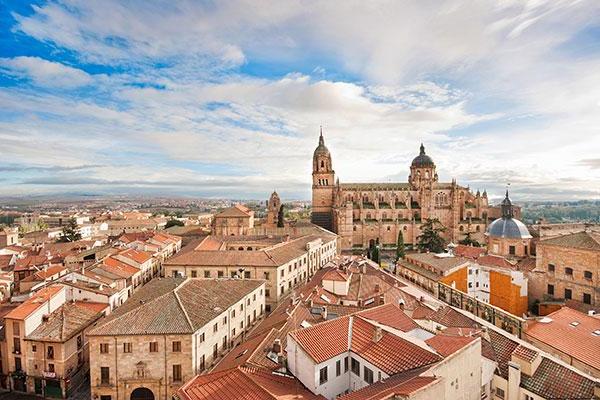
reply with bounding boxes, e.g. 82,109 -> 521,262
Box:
272,339 -> 282,355
321,306 -> 328,320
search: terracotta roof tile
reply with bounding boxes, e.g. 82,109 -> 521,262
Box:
425,334 -> 477,358
539,231 -> 600,251
454,245 -> 485,259
26,301 -> 104,342
214,204 -> 253,218
521,357 -> 598,399
339,370 -> 437,400
357,304 -> 419,332
5,286 -> 65,320
525,307 -> 600,371
322,269 -> 349,282
177,366 -> 324,400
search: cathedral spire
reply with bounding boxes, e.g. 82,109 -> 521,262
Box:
319,126 -> 324,146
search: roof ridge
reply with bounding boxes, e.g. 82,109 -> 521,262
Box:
239,367 -> 278,400
172,281 -> 195,331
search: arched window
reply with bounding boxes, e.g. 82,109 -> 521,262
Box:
320,160 -> 324,169
238,246 -> 244,251
476,226 -> 481,232
459,226 -> 464,232
353,226 -> 357,231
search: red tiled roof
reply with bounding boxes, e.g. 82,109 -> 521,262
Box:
454,245 -> 485,259
476,255 -> 516,270
291,316 -> 351,363
101,256 -> 140,278
525,307 -> 600,371
14,255 -> 49,271
512,344 -> 539,362
177,366 -> 324,400
5,285 -> 64,320
21,265 -> 67,282
425,334 -> 477,358
339,370 -> 437,400
118,248 -> 153,264
214,204 -> 253,218
357,303 -> 419,332
411,305 -> 435,320
322,268 -> 349,282
350,317 -> 441,374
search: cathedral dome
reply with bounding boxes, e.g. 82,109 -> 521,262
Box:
487,217 -> 531,239
411,143 -> 435,167
487,190 -> 531,239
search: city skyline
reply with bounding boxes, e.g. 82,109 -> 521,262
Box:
1,1 -> 600,201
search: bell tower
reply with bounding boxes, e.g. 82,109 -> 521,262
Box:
311,127 -> 335,231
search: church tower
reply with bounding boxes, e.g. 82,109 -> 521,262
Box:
311,128 -> 335,231
266,190 -> 281,227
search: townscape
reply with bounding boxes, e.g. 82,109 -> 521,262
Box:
0,137 -> 598,400
2,2 -> 600,400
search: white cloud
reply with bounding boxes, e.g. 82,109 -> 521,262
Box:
0,56 -> 93,88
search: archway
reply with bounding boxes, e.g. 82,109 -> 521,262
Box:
131,387 -> 154,400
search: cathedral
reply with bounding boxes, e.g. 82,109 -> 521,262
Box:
311,130 -> 490,251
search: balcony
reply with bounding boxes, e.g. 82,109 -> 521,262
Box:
96,378 -> 114,387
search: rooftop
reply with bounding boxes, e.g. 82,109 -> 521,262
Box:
176,366 -> 324,400
539,231 -> 600,251
404,253 -> 470,274
26,301 -> 105,342
525,307 -> 600,372
88,278 -> 264,336
5,285 -> 65,320
214,204 -> 253,218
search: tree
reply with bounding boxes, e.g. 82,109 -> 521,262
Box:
59,218 -> 81,242
396,230 -> 405,261
417,218 -> 446,253
277,205 -> 285,228
369,238 -> 381,265
165,219 -> 184,229
458,231 -> 481,247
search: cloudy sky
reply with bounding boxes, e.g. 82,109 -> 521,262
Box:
1,1 -> 600,201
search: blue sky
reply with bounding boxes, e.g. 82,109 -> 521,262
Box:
1,1 -> 600,201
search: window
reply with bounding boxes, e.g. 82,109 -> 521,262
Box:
253,293 -> 256,301
548,264 -> 555,272
218,271 -> 224,278
524,395 -> 534,400
100,396 -> 112,400
547,284 -> 554,296
583,293 -> 592,304
351,357 -> 360,375
336,360 -> 341,376
13,322 -> 20,336
191,270 -> 197,278
280,269 -> 284,278
173,364 -> 182,382
244,271 -> 251,279
149,342 -> 158,352
565,267 -> 573,276
584,270 -> 593,280
199,333 -> 205,343
204,271 -> 210,278
46,346 -> 54,359
496,387 -> 505,399
48,363 -> 55,373
232,309 -> 236,318
265,289 -> 270,298
264,272 -> 270,280
319,366 -> 328,385
213,323 -> 218,333
32,345 -> 36,352
123,343 -> 132,353
199,355 -> 205,371
509,246 -> 515,255
344,356 -> 349,372
14,357 -> 21,371
565,288 -> 572,300
172,341 -> 181,352
100,343 -> 109,354
213,344 -> 218,359
223,316 -> 228,325
363,366 -> 374,384
100,367 -> 110,385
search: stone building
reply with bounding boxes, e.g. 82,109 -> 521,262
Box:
87,277 -> 266,400
310,131 -> 489,251
529,230 -> 600,310
163,231 -> 338,311
485,191 -> 532,258
265,191 -> 282,228
211,204 -> 254,236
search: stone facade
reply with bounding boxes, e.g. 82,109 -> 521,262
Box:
530,232 -> 600,310
211,205 -> 255,236
311,133 -> 489,251
265,191 -> 282,228
88,279 -> 266,400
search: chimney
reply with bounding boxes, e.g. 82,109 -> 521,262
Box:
372,326 -> 383,343
321,306 -> 328,320
374,284 -> 380,293
379,294 -> 384,305
360,263 -> 367,274
272,339 -> 282,355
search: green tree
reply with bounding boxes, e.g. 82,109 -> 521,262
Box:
59,218 -> 82,242
396,230 -> 405,261
458,231 -> 481,247
277,205 -> 285,228
165,219 -> 184,229
369,238 -> 381,265
417,218 -> 446,253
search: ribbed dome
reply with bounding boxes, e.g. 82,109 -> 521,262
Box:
411,143 -> 435,167
487,217 -> 532,239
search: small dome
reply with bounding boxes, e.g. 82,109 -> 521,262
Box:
411,143 -> 435,167
487,217 -> 532,239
